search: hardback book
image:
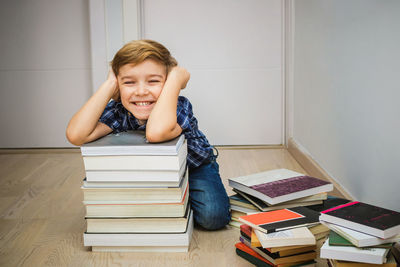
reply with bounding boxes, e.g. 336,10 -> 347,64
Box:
85,184 -> 189,217
86,206 -> 191,233
82,171 -> 188,203
84,210 -> 193,250
85,159 -> 186,184
230,204 -> 259,214
320,201 -> 400,239
308,223 -> 330,240
328,253 -> 397,267
228,169 -> 333,205
229,193 -> 259,211
306,196 -> 351,213
82,140 -> 187,171
328,231 -> 393,248
238,206 -> 320,234
234,189 -> 326,211
81,131 -> 185,156
240,236 -> 316,265
320,238 -> 391,265
321,221 -> 400,247
254,227 -> 316,248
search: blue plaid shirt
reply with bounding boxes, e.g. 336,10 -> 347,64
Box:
99,96 -> 212,169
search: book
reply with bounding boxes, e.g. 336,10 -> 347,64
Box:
85,183 -> 189,217
84,210 -> 193,249
82,171 -> 188,203
234,189 -> 326,211
321,221 -> 400,247
228,169 -> 333,205
320,201 -> 400,239
86,206 -> 191,233
254,227 -> 316,248
92,245 -> 189,252
328,253 -> 397,267
328,231 -> 393,248
309,223 -> 330,240
320,238 -> 391,265
240,236 -> 316,265
82,140 -> 187,171
239,206 -> 320,234
81,131 -> 185,156
229,193 -> 259,211
85,159 -> 186,184
306,196 -> 351,213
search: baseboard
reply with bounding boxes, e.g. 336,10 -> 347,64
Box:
287,137 -> 353,200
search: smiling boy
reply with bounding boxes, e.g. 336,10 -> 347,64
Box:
66,40 -> 231,230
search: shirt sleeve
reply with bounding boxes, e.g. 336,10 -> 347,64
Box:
176,96 -> 193,132
99,100 -> 125,133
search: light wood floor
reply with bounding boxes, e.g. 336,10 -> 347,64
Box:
0,147 -> 343,267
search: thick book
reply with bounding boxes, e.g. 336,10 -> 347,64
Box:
81,131 -> 185,156
328,230 -> 393,248
320,238 -> 391,265
85,184 -> 189,217
239,206 -> 320,234
320,201 -> 400,239
85,158 -> 186,184
234,188 -> 326,211
321,221 -> 400,247
86,206 -> 191,233
84,210 -> 193,248
229,193 -> 259,211
240,236 -> 316,265
228,169 -> 333,205
82,171 -> 188,203
82,140 -> 187,171
328,253 -> 397,267
254,227 -> 316,248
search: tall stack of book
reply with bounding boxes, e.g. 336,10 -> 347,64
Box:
80,131 -> 193,252
228,168 -> 335,266
319,201 -> 400,266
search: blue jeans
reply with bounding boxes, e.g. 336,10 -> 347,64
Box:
188,150 -> 231,230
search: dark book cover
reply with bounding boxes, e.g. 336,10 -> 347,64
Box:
235,248 -> 274,267
321,201 -> 400,231
258,207 -> 320,233
249,176 -> 331,198
307,196 -> 351,213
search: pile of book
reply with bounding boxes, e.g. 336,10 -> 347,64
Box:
228,168 -> 335,266
319,201 -> 400,266
80,131 -> 193,252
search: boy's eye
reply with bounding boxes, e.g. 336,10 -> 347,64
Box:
124,81 -> 135,84
149,80 -> 160,83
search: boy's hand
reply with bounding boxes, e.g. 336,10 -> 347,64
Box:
106,69 -> 120,101
168,66 -> 190,90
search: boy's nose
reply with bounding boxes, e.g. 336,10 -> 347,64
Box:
135,84 -> 149,95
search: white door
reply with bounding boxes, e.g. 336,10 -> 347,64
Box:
142,0 -> 283,145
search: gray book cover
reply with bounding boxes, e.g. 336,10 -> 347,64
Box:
81,131 -> 185,156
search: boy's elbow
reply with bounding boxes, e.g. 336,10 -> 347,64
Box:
66,129 -> 84,146
145,130 -> 166,143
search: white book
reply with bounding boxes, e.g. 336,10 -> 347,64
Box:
81,131 -> 185,156
254,227 -> 316,248
85,159 -> 186,183
321,221 -> 400,247
82,141 -> 187,171
83,210 -> 193,248
320,238 -> 390,265
91,246 -> 189,252
228,169 -> 333,205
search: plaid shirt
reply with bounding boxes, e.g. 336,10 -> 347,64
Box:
99,96 -> 212,168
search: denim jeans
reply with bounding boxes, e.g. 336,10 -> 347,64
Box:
188,150 -> 231,230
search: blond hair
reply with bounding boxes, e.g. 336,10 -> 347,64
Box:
111,39 -> 177,76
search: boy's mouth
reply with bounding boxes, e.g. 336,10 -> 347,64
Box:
133,101 -> 153,106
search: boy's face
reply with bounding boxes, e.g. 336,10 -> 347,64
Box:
118,59 -> 167,124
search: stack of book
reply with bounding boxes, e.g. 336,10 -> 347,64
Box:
80,131 -> 193,252
319,201 -> 400,266
228,169 -> 333,228
229,168 -> 335,266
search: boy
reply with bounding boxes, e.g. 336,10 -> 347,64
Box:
66,39 -> 231,230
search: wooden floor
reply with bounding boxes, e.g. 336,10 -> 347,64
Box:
0,147 -> 342,267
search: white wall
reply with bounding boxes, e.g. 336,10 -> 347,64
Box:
291,0 -> 400,211
0,0 -> 92,147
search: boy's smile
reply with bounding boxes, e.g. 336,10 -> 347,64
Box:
118,59 -> 167,124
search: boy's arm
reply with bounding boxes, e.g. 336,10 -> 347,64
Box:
66,71 -> 118,146
145,66 -> 190,143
